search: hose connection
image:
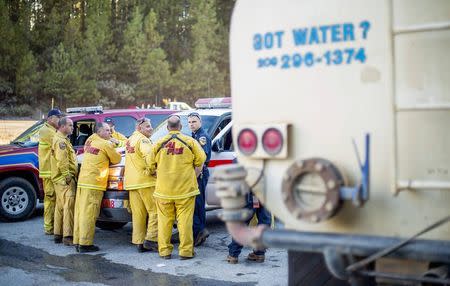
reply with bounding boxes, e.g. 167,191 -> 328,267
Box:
215,164 -> 253,222
214,164 -> 267,249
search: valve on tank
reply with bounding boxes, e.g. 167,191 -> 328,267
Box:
282,134 -> 371,223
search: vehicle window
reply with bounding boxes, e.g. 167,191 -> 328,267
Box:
151,115 -> 219,142
11,120 -> 43,147
110,116 -> 136,137
213,125 -> 233,152
223,129 -> 234,151
213,117 -> 231,139
144,114 -> 170,129
72,120 -> 96,146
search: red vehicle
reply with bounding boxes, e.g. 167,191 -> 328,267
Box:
0,106 -> 175,228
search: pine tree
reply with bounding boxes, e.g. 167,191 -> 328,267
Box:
117,6 -> 173,107
84,0 -> 116,79
0,0 -> 235,114
43,43 -> 83,108
174,0 -> 226,102
77,0 -> 112,105
215,0 -> 235,97
15,51 -> 40,105
118,5 -> 146,85
0,0 -> 38,116
31,1 -> 72,64
137,10 -> 171,106
149,0 -> 193,72
0,0 -> 16,99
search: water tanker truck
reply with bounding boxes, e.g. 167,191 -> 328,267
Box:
214,1 -> 450,285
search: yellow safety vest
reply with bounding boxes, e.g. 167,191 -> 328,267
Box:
124,131 -> 156,190
77,133 -> 121,191
111,130 -> 127,147
51,131 -> 78,183
38,122 -> 56,178
150,131 -> 206,200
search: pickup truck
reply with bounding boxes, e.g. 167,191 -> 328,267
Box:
0,106 -> 175,228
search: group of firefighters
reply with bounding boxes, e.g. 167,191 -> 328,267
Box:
38,107 -> 270,262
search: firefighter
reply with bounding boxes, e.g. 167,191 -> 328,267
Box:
187,112 -> 212,246
124,118 -> 158,253
104,117 -> 127,147
38,108 -> 63,235
150,115 -> 206,260
73,122 -> 121,253
51,117 -> 77,245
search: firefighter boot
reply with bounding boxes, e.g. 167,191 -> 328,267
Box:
54,235 -> 63,244
63,236 -> 74,246
227,255 -> 238,264
78,245 -> 100,253
247,252 -> 265,263
143,240 -> 158,251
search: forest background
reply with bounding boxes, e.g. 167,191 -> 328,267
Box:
0,0 -> 235,117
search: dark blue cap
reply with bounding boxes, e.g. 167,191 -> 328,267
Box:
104,117 -> 114,125
47,108 -> 63,118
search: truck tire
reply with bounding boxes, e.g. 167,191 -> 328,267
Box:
0,177 -> 37,221
288,251 -> 350,286
95,221 -> 127,230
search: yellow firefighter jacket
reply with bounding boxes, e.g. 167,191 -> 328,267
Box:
38,122 -> 57,178
111,130 -> 127,147
124,131 -> 156,190
150,131 -> 206,200
51,131 -> 78,184
77,133 -> 121,191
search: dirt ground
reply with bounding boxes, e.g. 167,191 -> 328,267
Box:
0,120 -> 37,145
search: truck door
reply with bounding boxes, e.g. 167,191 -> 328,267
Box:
207,120 -> 236,206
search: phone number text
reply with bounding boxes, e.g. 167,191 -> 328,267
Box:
257,47 -> 366,69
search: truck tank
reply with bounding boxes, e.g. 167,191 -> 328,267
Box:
215,0 -> 450,285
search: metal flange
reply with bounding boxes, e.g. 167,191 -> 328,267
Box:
282,158 -> 344,223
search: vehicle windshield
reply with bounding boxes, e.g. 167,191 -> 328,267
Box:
151,115 -> 218,142
11,120 -> 44,147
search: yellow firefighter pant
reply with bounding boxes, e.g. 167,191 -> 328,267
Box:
53,180 -> 76,237
43,178 -> 56,233
129,187 -> 158,244
155,196 -> 195,257
73,188 -> 103,246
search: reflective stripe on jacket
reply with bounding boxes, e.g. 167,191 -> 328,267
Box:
124,131 -> 156,190
38,122 -> 56,178
150,131 -> 206,200
77,133 -> 121,191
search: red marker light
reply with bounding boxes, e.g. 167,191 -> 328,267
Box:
262,128 -> 283,156
237,129 -> 258,155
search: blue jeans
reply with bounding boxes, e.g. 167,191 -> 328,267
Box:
193,169 -> 209,238
228,196 -> 272,258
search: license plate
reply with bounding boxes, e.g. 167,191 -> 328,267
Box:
101,199 -> 124,208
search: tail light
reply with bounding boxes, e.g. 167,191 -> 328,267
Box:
235,124 -> 289,159
237,128 -> 258,155
108,180 -> 124,191
262,128 -> 283,156
108,166 -> 124,190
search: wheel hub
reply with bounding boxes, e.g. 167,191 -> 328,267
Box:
9,194 -> 20,206
2,186 -> 29,215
